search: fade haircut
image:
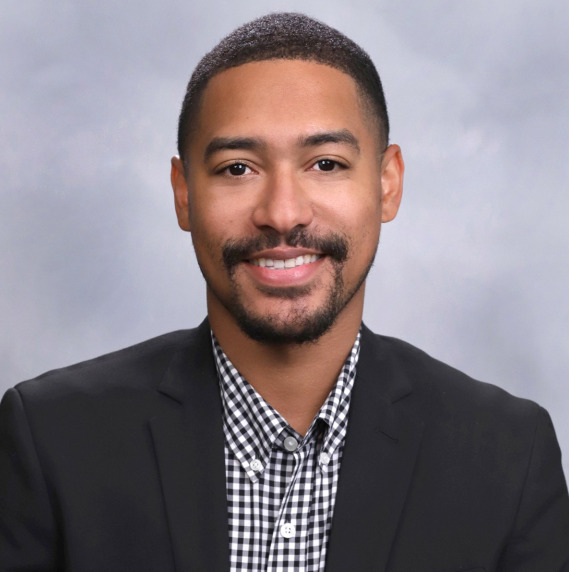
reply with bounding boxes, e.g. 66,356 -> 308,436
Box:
177,12 -> 389,163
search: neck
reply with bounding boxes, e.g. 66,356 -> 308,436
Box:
208,291 -> 363,435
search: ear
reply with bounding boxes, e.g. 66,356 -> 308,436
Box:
170,156 -> 191,232
380,144 -> 404,223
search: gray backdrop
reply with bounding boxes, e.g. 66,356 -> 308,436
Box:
2,1 -> 568,477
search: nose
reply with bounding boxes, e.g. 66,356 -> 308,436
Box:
251,168 -> 314,234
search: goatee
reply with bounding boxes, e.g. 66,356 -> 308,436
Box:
208,227 -> 374,345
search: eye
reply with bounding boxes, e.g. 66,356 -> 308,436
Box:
312,159 -> 346,172
224,162 -> 252,176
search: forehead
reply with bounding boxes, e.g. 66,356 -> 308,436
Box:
190,60 -> 376,152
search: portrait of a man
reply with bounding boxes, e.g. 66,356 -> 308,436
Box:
1,9 -> 568,572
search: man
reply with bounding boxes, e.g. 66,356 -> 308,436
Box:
1,12 -> 568,572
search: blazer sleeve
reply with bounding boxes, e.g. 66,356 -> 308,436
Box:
498,406 -> 569,570
0,388 -> 61,571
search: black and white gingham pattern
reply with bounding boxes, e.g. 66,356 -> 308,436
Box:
213,332 -> 360,571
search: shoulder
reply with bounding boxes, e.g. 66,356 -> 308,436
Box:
9,322 -> 209,406
357,328 -> 569,564
360,325 -> 542,431
359,327 -> 565,497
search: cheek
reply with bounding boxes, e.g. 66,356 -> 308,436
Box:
344,205 -> 382,267
190,207 -> 248,275
333,197 -> 381,243
189,214 -> 224,268
191,187 -> 251,234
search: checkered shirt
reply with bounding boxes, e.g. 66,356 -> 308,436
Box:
212,331 -> 360,572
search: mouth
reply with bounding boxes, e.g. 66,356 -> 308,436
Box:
222,228 -> 348,273
248,254 -> 322,269
241,250 -> 326,289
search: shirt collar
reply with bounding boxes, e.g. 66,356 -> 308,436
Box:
213,331 -> 360,482
316,334 -> 360,463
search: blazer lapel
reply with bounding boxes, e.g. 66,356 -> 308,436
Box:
326,325 -> 424,572
150,320 -> 229,572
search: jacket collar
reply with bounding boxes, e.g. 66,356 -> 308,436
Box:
156,318 -> 214,404
151,318 -> 230,572
326,323 -> 424,571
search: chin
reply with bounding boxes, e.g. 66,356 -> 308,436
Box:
236,312 -> 339,345
229,290 -> 344,345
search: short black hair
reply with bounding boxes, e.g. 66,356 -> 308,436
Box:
177,13 -> 389,162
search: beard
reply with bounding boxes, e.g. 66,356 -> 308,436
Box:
202,227 -> 377,345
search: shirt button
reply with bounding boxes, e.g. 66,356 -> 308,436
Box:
320,452 -> 330,466
280,522 -> 296,538
250,458 -> 263,472
283,436 -> 299,452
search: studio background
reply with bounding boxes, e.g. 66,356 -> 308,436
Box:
2,1 -> 568,477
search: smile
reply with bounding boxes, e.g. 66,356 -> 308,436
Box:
248,254 -> 321,269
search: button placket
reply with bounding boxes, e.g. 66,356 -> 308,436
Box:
266,444 -> 308,567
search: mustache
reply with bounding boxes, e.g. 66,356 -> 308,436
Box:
222,228 -> 349,270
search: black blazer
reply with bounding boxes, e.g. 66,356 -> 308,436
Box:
1,319 -> 568,571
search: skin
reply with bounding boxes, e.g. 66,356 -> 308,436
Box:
171,60 -> 404,434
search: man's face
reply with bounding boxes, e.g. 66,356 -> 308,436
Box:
172,59 -> 403,344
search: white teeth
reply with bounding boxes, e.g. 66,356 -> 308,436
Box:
249,254 -> 321,268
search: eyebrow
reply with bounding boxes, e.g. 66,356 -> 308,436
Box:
203,129 -> 360,162
299,129 -> 360,153
204,137 -> 266,161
